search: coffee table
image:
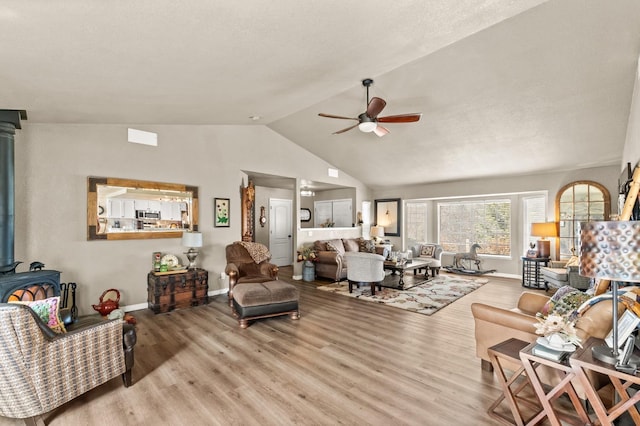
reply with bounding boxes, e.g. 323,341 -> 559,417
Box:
381,259 -> 431,291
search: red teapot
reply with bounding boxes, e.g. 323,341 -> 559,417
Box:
92,288 -> 120,317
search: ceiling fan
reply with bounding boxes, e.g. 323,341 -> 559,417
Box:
318,78 -> 421,137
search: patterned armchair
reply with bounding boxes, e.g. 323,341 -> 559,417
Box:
0,303 -> 134,425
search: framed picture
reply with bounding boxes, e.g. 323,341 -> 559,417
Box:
374,198 -> 401,236
214,198 -> 230,227
300,208 -> 311,222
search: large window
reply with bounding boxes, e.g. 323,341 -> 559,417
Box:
556,181 -> 610,259
523,195 -> 547,254
405,201 -> 428,247
438,199 -> 511,256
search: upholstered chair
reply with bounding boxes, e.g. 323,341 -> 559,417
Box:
409,243 -> 443,277
344,252 -> 386,294
0,303 -> 134,426
225,242 -> 279,306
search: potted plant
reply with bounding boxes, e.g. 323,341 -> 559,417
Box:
297,247 -> 317,282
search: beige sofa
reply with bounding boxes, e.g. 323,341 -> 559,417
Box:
471,291 -> 617,372
313,238 -> 383,281
471,290 -> 621,400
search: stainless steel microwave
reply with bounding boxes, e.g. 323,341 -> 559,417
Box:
136,210 -> 160,219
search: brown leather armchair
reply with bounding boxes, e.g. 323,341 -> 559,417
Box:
0,303 -> 135,425
225,242 -> 278,306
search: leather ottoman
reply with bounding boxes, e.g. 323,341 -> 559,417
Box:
231,281 -> 300,328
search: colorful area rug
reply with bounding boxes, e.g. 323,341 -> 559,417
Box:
317,274 -> 488,316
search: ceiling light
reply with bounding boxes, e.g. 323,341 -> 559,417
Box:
300,190 -> 315,197
357,113 -> 377,132
358,122 -> 377,133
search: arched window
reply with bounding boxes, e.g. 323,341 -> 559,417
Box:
555,181 -> 610,259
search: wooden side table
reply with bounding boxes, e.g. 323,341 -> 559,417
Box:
519,342 -> 592,426
570,337 -> 640,425
487,338 -> 541,425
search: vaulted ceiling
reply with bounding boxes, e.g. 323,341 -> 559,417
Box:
3,1 -> 640,189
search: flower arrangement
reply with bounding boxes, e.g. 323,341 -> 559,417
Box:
534,287 -> 591,348
534,313 -> 582,348
297,246 -> 317,263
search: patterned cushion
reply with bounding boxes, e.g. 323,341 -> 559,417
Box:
325,239 -> 345,256
419,245 -> 436,258
10,296 -> 67,333
342,239 -> 359,252
358,238 -> 376,253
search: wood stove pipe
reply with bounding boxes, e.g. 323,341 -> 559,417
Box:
0,110 -> 27,269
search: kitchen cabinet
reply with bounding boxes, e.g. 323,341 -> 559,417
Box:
160,201 -> 182,220
135,200 -> 149,211
107,199 -> 135,219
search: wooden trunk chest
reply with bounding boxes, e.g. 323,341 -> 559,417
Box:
147,268 -> 209,314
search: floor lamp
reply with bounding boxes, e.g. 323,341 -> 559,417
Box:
580,221 -> 640,365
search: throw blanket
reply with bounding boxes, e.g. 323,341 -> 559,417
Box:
238,241 -> 271,264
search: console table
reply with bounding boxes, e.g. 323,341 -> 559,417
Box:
521,257 -> 549,289
147,268 -> 209,313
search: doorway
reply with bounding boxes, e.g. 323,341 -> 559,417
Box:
269,198 -> 293,266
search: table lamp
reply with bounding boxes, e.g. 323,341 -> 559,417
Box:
530,222 -> 558,258
370,226 -> 385,243
182,231 -> 203,269
580,221 -> 640,364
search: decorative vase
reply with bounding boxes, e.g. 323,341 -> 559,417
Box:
302,261 -> 315,282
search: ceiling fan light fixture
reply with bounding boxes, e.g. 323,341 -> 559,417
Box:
358,121 -> 377,133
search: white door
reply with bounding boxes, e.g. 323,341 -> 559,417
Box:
269,198 -> 293,266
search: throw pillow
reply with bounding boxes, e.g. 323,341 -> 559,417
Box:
565,256 -> 579,267
419,245 -> 435,258
539,286 -> 590,317
358,238 -> 376,253
342,238 -> 359,252
10,296 -> 67,333
325,239 -> 345,256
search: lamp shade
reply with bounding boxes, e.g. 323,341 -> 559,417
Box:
530,222 -> 558,238
182,231 -> 203,248
579,221 -> 640,282
370,226 -> 385,238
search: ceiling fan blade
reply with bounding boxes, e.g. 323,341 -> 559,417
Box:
318,113 -> 358,120
373,125 -> 389,137
377,113 -> 422,123
333,123 -> 359,134
366,97 -> 386,118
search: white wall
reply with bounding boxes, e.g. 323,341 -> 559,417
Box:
13,123 -> 368,314
623,62 -> 640,170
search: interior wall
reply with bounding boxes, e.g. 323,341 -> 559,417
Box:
13,123 -> 368,314
623,61 -> 640,170
254,185 -> 294,248
373,165 -> 620,276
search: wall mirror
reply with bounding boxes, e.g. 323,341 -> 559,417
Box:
374,198 -> 401,236
87,176 -> 199,240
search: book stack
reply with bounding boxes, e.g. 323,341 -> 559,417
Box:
532,344 -> 569,362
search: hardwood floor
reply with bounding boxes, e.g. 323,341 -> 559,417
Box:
1,268 -> 535,425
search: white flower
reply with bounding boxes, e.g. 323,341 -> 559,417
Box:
534,313 -> 582,347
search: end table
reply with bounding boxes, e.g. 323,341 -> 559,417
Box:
519,342 -> 591,425
521,257 -> 549,289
